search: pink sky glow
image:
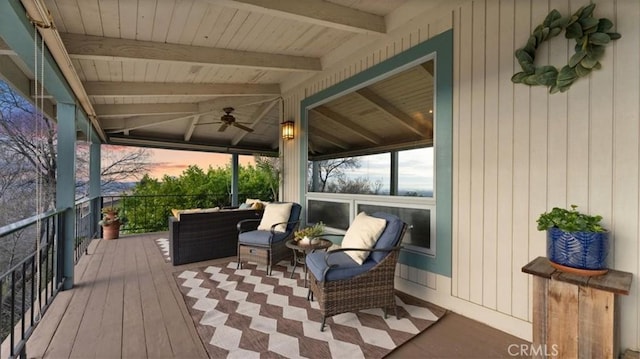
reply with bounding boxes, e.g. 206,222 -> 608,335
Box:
147,148 -> 255,179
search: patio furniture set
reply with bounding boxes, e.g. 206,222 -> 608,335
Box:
168,201 -> 407,331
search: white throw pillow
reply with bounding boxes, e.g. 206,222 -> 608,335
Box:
341,212 -> 387,264
258,203 -> 293,232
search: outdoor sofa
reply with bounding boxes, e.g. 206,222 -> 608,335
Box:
168,208 -> 263,265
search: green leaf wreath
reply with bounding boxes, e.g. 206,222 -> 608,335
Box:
511,4 -> 621,94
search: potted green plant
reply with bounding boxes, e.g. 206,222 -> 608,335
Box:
294,222 -> 325,244
536,205 -> 609,275
99,207 -> 121,240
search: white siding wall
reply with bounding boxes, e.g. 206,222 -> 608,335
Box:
282,0 -> 640,351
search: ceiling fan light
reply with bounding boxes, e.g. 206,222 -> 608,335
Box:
281,121 -> 294,140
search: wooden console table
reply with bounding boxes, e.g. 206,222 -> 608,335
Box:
522,257 -> 632,359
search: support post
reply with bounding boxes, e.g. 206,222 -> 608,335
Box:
390,151 -> 399,196
89,140 -> 101,238
231,153 -> 239,206
56,103 -> 76,290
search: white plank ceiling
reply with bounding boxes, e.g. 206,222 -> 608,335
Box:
27,0 -> 440,155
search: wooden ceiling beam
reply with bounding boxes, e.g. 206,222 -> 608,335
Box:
85,81 -> 281,98
95,103 -> 198,118
210,0 -> 386,34
184,115 -> 201,142
308,126 -> 350,150
101,114 -> 185,132
355,88 -> 432,137
61,33 -> 321,72
311,106 -> 382,144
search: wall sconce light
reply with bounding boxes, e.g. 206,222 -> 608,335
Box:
281,121 -> 294,140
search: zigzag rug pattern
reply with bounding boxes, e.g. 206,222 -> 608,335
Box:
175,261 -> 445,358
154,238 -> 171,262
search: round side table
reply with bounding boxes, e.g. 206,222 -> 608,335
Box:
285,238 -> 332,287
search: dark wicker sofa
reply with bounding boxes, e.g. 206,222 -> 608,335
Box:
169,209 -> 262,265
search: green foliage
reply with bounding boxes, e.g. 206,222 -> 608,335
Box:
122,162 -> 279,232
511,4 -> 620,93
294,222 -> 325,241
536,205 -> 605,233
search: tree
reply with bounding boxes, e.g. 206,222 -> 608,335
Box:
0,81 -> 153,268
254,155 -> 280,200
123,163 -> 279,232
309,158 -> 360,192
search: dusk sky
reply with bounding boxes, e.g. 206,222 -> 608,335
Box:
146,148 -> 255,179
107,146 -> 433,192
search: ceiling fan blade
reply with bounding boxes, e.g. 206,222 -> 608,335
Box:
232,123 -> 254,132
218,123 -> 229,132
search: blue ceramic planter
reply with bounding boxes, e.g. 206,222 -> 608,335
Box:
546,227 -> 609,270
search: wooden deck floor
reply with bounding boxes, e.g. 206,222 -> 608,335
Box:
25,233 -> 528,358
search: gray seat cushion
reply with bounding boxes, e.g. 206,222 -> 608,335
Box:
306,251 -> 377,282
238,230 -> 289,245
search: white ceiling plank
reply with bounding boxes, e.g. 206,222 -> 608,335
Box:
95,103 -> 199,117
165,0 -> 196,44
230,12 -> 266,51
107,60 -> 123,82
55,0 -> 85,34
98,0 -> 120,37
214,9 -> 250,48
231,100 -> 276,145
151,0 -> 175,43
93,60 -> 111,82
121,61 -> 135,82
118,0 -> 139,39
136,0 -> 156,41
179,1 -> 211,44
60,33 -> 322,72
191,4 -> 223,47
77,0 -> 103,36
210,8 -> 245,48
209,0 -> 386,34
85,81 -> 281,97
312,106 -> 382,144
354,87 -> 432,137
133,61 -> 147,82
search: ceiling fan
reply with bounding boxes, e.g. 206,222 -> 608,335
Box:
195,107 -> 254,133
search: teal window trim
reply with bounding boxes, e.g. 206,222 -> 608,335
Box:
299,29 -> 453,277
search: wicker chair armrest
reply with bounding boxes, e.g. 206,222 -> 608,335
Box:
269,219 -> 300,235
237,218 -> 261,233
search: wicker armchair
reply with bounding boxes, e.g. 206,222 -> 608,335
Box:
236,202 -> 301,275
306,212 -> 407,331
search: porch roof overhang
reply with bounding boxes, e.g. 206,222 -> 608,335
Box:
0,0 -> 447,157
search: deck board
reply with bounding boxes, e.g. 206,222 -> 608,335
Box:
122,238 -> 147,358
42,239 -> 106,358
25,232 -> 528,358
135,235 -> 173,358
69,235 -> 118,358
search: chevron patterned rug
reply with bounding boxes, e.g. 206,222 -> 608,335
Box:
154,238 -> 171,262
175,261 -> 445,358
